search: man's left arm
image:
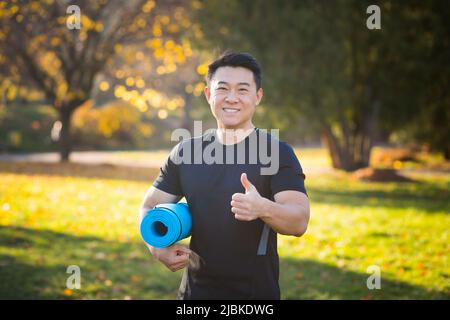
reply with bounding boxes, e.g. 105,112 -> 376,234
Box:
259,190 -> 310,237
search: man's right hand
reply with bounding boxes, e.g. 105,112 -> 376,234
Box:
149,244 -> 191,272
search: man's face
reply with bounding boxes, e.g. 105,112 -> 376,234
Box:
204,66 -> 263,130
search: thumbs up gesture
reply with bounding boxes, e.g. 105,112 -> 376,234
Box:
231,173 -> 266,221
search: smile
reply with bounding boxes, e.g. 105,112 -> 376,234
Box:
222,108 -> 240,113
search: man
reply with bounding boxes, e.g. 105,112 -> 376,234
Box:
139,51 -> 310,300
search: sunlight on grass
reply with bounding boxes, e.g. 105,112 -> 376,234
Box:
0,159 -> 449,299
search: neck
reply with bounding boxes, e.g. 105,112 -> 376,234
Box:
216,122 -> 255,145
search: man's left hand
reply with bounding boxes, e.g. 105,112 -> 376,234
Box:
231,173 -> 267,221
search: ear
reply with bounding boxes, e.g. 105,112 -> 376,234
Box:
204,86 -> 211,104
255,87 -> 263,105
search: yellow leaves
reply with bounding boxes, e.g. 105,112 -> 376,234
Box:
134,17 -> 146,29
135,51 -> 145,61
142,0 -> 155,13
185,82 -> 205,97
166,63 -> 177,73
115,70 -> 126,79
99,81 -> 110,92
197,63 -> 208,76
134,97 -> 147,112
114,85 -> 126,98
63,289 -> 73,296
393,160 -> 403,170
6,85 -> 17,100
125,77 -> 135,87
167,24 -> 180,33
66,15 -> 77,27
181,18 -> 191,29
172,96 -> 185,108
191,1 -> 203,10
98,115 -> 119,138
174,7 -> 185,21
135,78 -> 145,89
74,100 -> 150,139
193,82 -> 205,97
185,84 -> 193,94
50,37 -> 60,47
138,123 -> 153,137
152,24 -> 162,37
146,38 -> 162,49
156,65 -> 165,75
114,44 -> 123,53
157,109 -> 168,119
80,14 -> 94,30
159,15 -> 170,25
192,23 -> 203,39
130,275 -> 142,283
95,22 -> 104,32
10,5 -> 19,15
153,47 -> 164,59
165,40 -> 175,50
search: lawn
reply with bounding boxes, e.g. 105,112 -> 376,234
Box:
0,149 -> 449,299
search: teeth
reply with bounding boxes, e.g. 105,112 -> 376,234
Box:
223,108 -> 239,113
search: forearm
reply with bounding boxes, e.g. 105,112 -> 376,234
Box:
139,206 -> 158,256
259,197 -> 309,237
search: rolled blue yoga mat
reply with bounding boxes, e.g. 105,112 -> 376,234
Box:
140,203 -> 192,248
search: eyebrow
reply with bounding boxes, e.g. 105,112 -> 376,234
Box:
217,81 -> 251,87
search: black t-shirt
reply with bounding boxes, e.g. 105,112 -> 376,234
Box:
152,128 -> 307,300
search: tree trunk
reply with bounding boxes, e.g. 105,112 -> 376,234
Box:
58,107 -> 75,162
321,104 -> 378,172
444,145 -> 450,161
321,126 -> 356,171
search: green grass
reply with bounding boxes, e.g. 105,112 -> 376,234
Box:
0,152 -> 449,299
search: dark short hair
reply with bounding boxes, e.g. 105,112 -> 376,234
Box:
206,51 -> 262,90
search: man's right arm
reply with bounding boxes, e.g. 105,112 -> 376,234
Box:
139,186 -> 191,272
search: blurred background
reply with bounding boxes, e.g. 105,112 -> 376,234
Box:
0,0 -> 448,299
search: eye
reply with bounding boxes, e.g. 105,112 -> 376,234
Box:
217,87 -> 227,91
239,88 -> 248,92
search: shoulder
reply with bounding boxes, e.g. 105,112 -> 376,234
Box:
256,128 -> 296,156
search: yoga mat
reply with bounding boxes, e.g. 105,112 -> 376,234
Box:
140,203 -> 192,248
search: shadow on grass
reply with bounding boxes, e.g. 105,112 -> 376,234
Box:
0,161 -> 161,183
0,225 -> 181,299
280,257 -> 449,299
1,226 -> 448,300
308,185 -> 450,214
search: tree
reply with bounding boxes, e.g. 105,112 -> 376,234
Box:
0,0 -> 187,161
191,0 -> 449,170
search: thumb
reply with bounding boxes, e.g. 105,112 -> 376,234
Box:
240,173 -> 255,193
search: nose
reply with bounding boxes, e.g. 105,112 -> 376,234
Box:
225,90 -> 239,103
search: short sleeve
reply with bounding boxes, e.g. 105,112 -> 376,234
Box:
270,142 -> 308,197
152,142 -> 184,196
